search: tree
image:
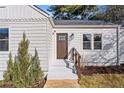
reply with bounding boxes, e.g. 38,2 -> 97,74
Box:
48,5 -> 98,20
27,49 -> 44,85
13,56 -> 23,87
3,33 -> 44,87
3,52 -> 14,82
17,33 -> 30,77
31,49 -> 44,82
49,5 -> 124,23
89,5 -> 124,23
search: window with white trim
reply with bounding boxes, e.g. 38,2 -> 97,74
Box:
94,34 -> 102,50
0,28 -> 9,51
83,34 -> 91,50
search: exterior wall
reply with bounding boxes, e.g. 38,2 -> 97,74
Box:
0,5 -> 122,80
54,27 -> 117,66
119,27 -> 124,64
0,19 -> 51,80
46,21 -> 53,69
0,5 -> 52,80
0,5 -> 46,19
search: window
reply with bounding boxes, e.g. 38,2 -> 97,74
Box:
94,34 -> 102,49
58,35 -> 66,41
83,34 -> 91,49
0,28 -> 9,51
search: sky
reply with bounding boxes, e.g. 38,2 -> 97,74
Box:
36,5 -> 52,15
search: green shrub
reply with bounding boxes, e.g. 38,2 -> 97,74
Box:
3,33 -> 44,87
3,53 -> 14,82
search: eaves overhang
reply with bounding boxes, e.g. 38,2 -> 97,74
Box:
53,25 -> 119,29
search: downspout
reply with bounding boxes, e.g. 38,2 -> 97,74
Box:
116,26 -> 120,65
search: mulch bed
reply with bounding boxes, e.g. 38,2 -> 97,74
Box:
81,65 -> 124,75
0,75 -> 47,88
27,79 -> 47,88
0,82 -> 15,88
0,79 -> 47,88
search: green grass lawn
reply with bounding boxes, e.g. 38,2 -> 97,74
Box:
79,74 -> 124,88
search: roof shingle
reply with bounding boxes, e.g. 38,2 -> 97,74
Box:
54,20 -> 114,25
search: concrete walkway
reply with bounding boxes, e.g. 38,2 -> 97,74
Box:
44,80 -> 80,88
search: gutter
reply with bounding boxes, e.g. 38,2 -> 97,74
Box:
48,17 -> 55,28
54,25 -> 119,28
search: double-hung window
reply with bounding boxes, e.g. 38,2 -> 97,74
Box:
83,34 -> 91,50
0,28 -> 9,51
83,33 -> 102,50
94,34 -> 102,50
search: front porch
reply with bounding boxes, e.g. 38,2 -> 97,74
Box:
44,59 -> 80,88
47,59 -> 78,80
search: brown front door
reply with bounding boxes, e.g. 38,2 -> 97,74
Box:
57,33 -> 68,59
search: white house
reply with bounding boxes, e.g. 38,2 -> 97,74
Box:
0,5 -> 124,80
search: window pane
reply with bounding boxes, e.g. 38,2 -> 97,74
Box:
94,42 -> 102,49
83,34 -> 91,50
94,34 -> 102,49
83,34 -> 91,41
58,35 -> 66,41
83,42 -> 91,49
94,34 -> 101,41
0,28 -> 8,39
0,28 -> 9,51
0,40 -> 8,51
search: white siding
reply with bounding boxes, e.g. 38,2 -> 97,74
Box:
0,21 -> 49,79
0,5 -> 51,80
54,28 -> 117,66
46,21 -> 53,68
119,27 -> 124,64
0,6 -> 46,19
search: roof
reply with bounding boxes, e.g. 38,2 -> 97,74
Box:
54,20 -> 114,25
33,5 -> 50,16
30,5 -> 54,27
27,6 -> 118,27
29,5 -> 50,18
27,6 -> 120,28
